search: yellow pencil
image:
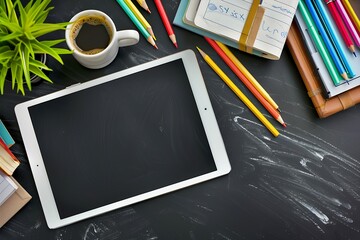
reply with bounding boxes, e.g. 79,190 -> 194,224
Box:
196,47 -> 279,137
342,0 -> 360,34
135,0 -> 151,13
215,41 -> 280,112
124,0 -> 155,39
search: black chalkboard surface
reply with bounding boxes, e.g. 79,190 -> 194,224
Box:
1,0 -> 360,239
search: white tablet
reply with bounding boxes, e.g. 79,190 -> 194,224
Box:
15,50 -> 231,229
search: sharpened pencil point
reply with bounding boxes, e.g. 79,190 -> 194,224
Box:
341,72 -> 349,80
147,36 -> 158,49
277,116 -> 286,127
196,47 -> 205,57
354,52 -> 357,57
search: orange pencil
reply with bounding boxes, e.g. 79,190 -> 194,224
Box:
154,0 -> 178,48
204,37 -> 286,127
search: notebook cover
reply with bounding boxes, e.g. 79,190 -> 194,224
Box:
0,120 -> 15,147
0,177 -> 32,228
286,22 -> 360,118
173,0 -> 264,58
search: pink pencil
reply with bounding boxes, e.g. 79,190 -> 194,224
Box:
325,0 -> 356,55
335,0 -> 360,47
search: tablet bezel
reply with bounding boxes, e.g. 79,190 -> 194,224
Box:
15,50 -> 231,229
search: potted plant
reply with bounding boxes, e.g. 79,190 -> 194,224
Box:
0,0 -> 72,95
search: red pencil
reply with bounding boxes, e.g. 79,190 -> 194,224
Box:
154,0 -> 178,48
325,0 -> 356,55
204,37 -> 286,127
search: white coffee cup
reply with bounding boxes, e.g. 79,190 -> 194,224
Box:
65,10 -> 139,69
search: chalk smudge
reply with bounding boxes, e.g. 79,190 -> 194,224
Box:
231,114 -> 360,234
80,208 -> 159,240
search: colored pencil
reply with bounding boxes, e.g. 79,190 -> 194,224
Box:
305,0 -> 348,80
214,41 -> 281,112
299,0 -> 342,85
204,37 -> 286,127
325,0 -> 356,55
124,0 -> 155,39
313,0 -> 356,78
196,47 -> 280,137
135,0 -> 151,13
342,0 -> 360,35
154,0 -> 178,48
115,0 -> 158,49
335,0 -> 360,47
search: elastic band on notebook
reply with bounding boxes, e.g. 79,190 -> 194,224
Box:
245,6 -> 265,53
239,0 -> 262,51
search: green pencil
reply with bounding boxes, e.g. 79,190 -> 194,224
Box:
116,0 -> 157,49
298,0 -> 341,86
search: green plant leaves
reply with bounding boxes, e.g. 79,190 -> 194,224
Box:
0,65 -> 9,94
0,0 -> 72,95
29,22 -> 69,38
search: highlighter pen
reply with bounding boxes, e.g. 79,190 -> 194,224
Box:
298,0 -> 342,85
312,0 -> 356,78
305,0 -> 348,80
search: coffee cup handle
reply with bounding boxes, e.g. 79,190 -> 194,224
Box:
116,30 -> 140,47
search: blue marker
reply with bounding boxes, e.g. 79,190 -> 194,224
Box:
304,0 -> 348,80
312,0 -> 356,78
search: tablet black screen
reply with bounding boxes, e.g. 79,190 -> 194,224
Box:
29,59 -> 217,219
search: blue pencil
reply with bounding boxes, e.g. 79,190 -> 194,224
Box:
305,0 -> 348,81
312,0 -> 356,78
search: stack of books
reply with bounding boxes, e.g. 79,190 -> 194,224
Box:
0,120 -> 31,228
287,0 -> 360,118
174,0 -> 300,60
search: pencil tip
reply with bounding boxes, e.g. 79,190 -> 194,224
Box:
282,123 -> 287,128
342,73 -> 349,80
354,52 -> 357,57
196,46 -> 203,53
174,42 -> 178,48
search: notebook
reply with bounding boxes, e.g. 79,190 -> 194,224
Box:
175,0 -> 300,59
15,50 -> 231,229
0,138 -> 20,176
0,170 -> 18,206
0,119 -> 15,147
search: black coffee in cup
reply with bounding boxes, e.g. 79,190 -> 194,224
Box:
70,15 -> 113,54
